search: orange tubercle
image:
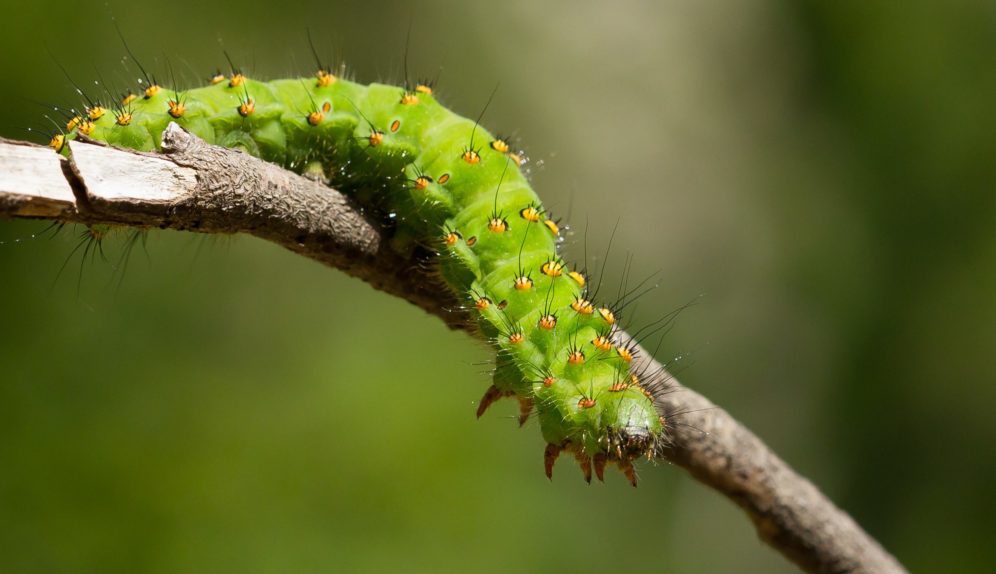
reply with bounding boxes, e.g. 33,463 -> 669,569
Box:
238,98 -> 255,117
519,205 -> 542,222
598,307 -> 616,324
571,297 -> 594,315
592,335 -> 613,351
487,218 -> 508,233
316,70 -> 335,87
541,259 -> 563,277
616,346 -> 634,363
168,100 -> 185,118
48,134 -> 65,152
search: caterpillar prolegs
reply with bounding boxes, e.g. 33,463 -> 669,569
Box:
53,65 -> 667,485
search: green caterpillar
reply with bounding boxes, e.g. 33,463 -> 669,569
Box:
51,62 -> 666,485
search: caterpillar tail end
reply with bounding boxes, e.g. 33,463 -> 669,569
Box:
593,453 -> 607,482
517,397 -> 534,427
544,444 -> 562,480
543,444 -> 639,486
476,385 -> 506,419
576,454 -> 593,484
619,460 -> 638,487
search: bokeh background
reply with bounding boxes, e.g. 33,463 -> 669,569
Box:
1,1 -> 994,572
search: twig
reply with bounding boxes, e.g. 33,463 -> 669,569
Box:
0,125 -> 906,574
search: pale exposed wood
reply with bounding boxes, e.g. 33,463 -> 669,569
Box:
0,127 -> 907,574
69,139 -> 197,204
0,139 -> 78,219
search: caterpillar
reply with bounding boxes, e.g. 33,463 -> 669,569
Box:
47,53 -> 668,486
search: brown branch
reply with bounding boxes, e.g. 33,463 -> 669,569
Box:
0,126 -> 905,574
0,127 -> 463,329
626,329 -> 906,573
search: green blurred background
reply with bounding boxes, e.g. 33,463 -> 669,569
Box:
1,1 -> 993,572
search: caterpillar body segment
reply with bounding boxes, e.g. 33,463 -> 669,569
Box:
59,70 -> 665,484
